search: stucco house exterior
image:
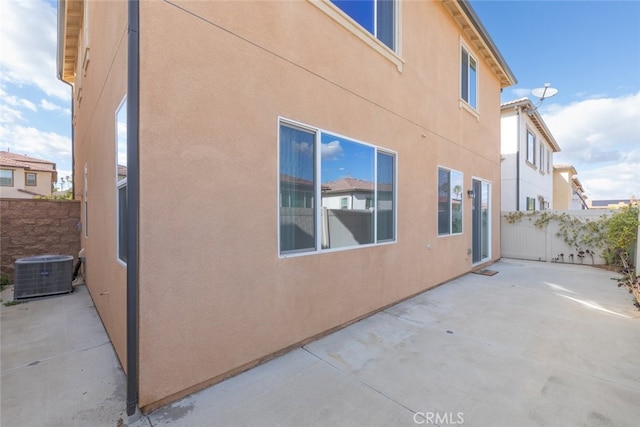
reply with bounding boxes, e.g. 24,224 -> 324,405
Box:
553,164 -> 589,210
58,0 -> 515,414
500,98 -> 561,211
0,151 -> 57,199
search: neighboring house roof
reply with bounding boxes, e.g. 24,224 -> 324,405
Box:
501,98 -> 561,152
0,151 -> 58,181
442,0 -> 517,88
322,177 -> 374,194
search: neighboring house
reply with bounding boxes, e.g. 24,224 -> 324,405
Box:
0,151 -> 57,199
589,199 -> 634,209
553,164 -> 589,210
58,0 -> 516,414
500,98 -> 561,211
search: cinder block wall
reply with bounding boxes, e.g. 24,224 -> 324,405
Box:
0,198 -> 81,280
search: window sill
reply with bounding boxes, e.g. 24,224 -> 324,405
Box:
309,0 -> 404,72
459,100 -> 479,121
525,160 -> 538,170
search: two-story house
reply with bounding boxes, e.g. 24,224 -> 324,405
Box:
500,98 -> 561,211
0,151 -> 57,198
58,0 -> 515,414
553,164 -> 589,210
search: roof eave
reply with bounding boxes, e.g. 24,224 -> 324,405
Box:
57,0 -> 83,83
443,0 -> 517,88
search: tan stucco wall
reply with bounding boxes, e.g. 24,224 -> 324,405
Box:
134,0 -> 505,410
70,0 -> 129,369
553,170 -> 572,210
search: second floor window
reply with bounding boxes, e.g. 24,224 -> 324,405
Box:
332,0 -> 396,50
526,130 -> 536,165
26,173 -> 37,186
0,169 -> 13,186
460,46 -> 477,109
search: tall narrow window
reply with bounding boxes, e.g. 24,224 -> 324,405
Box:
116,97 -> 127,264
279,120 -> 396,256
526,130 -> 536,165
331,0 -> 396,50
279,124 -> 316,253
376,151 -> 395,241
84,164 -> 89,238
461,47 -> 477,109
438,167 -> 463,236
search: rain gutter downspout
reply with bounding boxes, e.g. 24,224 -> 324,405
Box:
55,0 -> 75,198
126,0 -> 140,417
515,107 -> 521,211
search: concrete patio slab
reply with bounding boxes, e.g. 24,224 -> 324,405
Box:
2,259 -> 639,426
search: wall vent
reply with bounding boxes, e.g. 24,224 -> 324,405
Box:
14,255 -> 74,300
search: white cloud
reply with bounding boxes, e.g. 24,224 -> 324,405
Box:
39,98 -> 70,115
543,92 -> 640,200
509,88 -> 531,98
0,124 -> 72,169
0,104 -> 25,124
0,0 -> 70,101
321,140 -> 343,161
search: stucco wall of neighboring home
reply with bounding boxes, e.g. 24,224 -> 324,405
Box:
135,0 -> 504,410
500,111 -> 519,211
70,0 -> 129,370
0,168 -> 53,199
553,170 -> 572,210
517,114 -> 554,211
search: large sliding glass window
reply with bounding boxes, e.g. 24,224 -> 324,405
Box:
279,120 -> 396,256
438,167 -> 463,236
331,0 -> 396,50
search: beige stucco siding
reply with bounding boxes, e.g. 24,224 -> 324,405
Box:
71,0 -> 129,368
136,0 -> 503,409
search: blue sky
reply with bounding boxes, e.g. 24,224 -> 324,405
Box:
470,0 -> 640,200
0,0 -> 638,200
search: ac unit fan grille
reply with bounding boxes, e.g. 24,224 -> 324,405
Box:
14,255 -> 74,300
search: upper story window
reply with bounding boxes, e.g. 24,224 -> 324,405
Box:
438,167 -> 463,236
331,0 -> 396,50
526,130 -> 536,166
460,46 -> 477,109
539,145 -> 544,172
25,172 -> 37,186
0,169 -> 13,186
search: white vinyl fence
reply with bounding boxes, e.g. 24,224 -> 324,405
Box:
500,210 -> 615,265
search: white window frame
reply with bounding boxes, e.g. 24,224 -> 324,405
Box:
0,169 -> 14,187
278,117 -> 397,258
460,43 -> 478,112
116,97 -> 127,266
25,172 -> 37,186
310,0 -> 404,71
526,129 -> 536,166
83,163 -> 88,238
437,166 -> 464,237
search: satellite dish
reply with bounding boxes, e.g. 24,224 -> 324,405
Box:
528,83 -> 558,115
531,83 -> 558,101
